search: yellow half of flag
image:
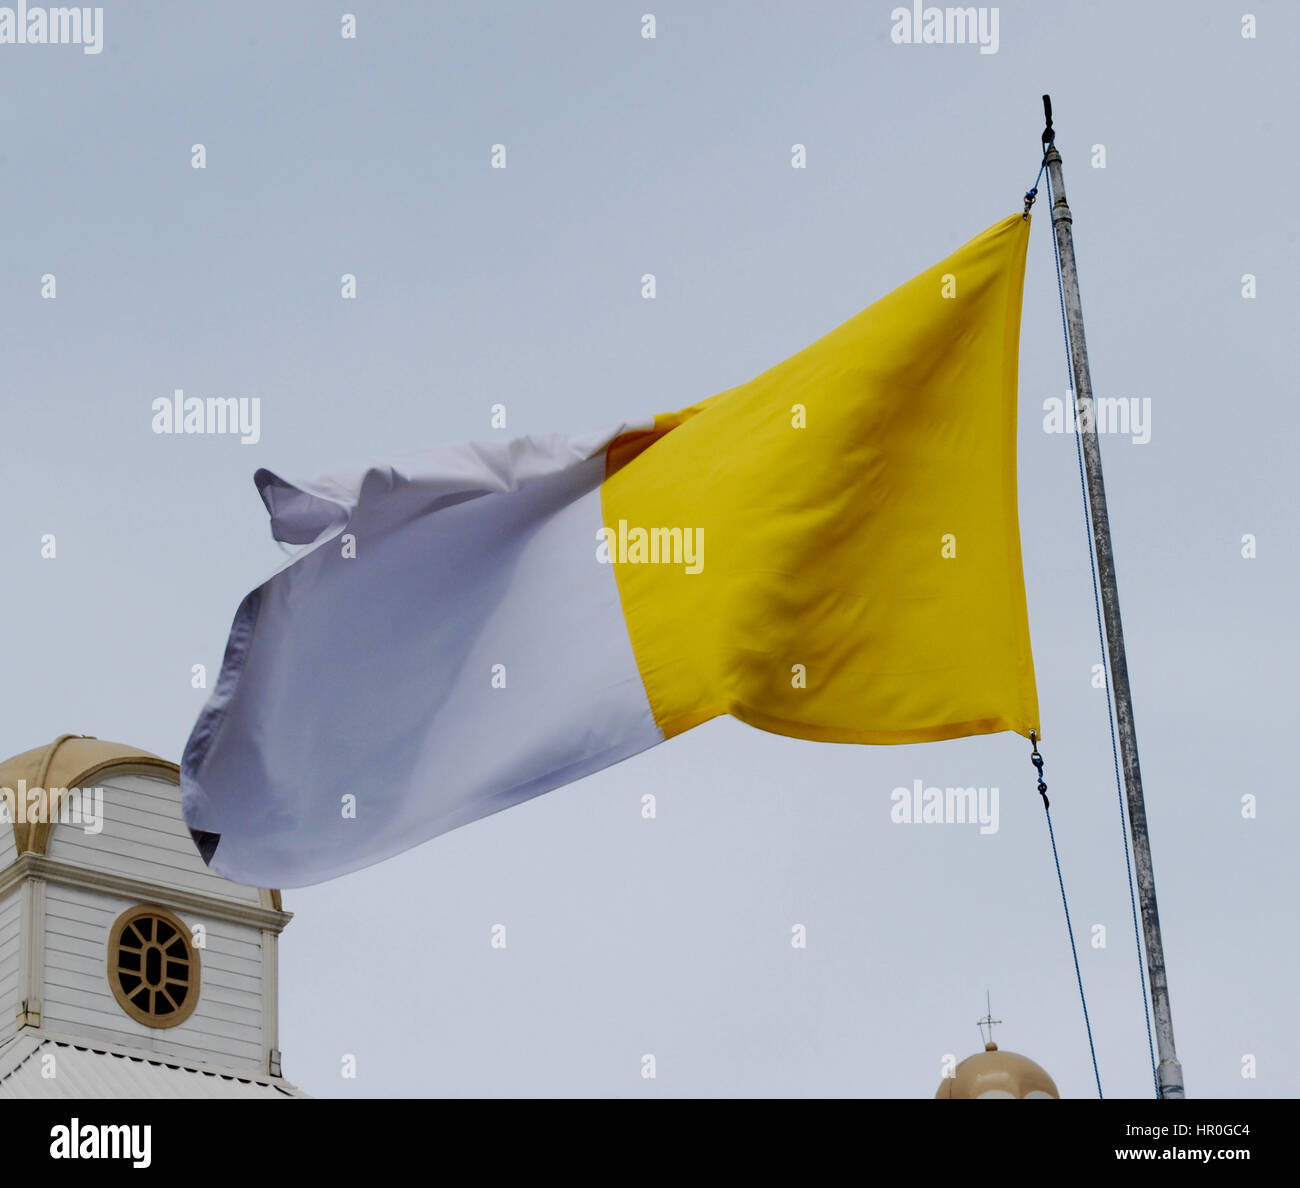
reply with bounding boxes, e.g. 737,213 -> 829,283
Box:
601,212 -> 1039,745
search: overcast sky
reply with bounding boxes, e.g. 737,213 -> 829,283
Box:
2,0 -> 1295,1098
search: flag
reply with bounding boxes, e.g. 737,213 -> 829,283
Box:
182,212 -> 1039,887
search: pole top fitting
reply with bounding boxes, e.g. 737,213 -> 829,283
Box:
1041,94 -> 1055,149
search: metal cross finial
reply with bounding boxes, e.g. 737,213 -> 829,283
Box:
977,991 -> 1002,1047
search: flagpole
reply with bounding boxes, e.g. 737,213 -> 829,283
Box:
1038,96 -> 1185,1099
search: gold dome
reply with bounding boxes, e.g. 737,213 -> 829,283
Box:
935,1042 -> 1060,1099
0,733 -> 177,856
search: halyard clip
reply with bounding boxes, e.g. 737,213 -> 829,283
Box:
1029,730 -> 1049,808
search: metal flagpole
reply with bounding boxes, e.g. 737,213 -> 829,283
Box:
1038,95 -> 1185,1099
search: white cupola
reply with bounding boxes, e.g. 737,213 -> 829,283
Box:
0,734 -> 303,1097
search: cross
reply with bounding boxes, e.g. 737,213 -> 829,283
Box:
977,991 -> 1002,1047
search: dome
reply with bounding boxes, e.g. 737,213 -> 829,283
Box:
0,733 -> 178,856
935,1042 -> 1060,1099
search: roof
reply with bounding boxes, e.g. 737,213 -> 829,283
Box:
0,1033 -> 306,1099
0,734 -> 179,857
935,1042 -> 1060,1099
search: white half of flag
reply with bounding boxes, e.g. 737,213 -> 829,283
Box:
182,421 -> 663,887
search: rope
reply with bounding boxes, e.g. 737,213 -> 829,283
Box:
1042,168 -> 1161,1098
1030,736 -> 1103,1098
1022,154 -> 1049,218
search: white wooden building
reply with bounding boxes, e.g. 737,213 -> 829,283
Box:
0,734 -> 304,1097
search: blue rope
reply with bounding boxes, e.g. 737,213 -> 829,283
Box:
1040,786 -> 1103,1098
1022,155 -> 1049,217
1043,168 -> 1161,1099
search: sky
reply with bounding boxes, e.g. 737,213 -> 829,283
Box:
2,0 -> 1296,1098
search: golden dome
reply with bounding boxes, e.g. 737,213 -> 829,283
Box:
935,1042 -> 1060,1099
0,733 -> 178,857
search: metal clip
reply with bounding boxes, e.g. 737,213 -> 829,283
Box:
1029,730 -> 1049,808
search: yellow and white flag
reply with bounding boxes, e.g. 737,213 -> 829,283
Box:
182,213 -> 1039,886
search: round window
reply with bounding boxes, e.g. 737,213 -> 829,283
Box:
107,905 -> 201,1028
